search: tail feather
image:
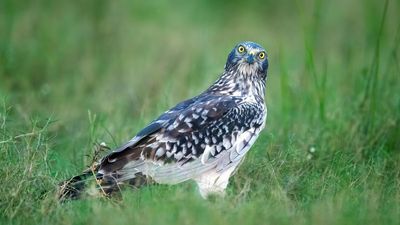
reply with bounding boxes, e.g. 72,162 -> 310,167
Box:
58,169 -> 100,200
58,167 -> 154,201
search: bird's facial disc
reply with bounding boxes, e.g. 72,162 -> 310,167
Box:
226,41 -> 268,76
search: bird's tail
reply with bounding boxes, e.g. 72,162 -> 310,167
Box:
58,165 -> 153,201
58,165 -> 106,201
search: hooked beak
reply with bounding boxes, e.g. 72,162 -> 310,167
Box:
246,54 -> 255,64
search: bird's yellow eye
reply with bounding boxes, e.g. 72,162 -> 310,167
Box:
238,45 -> 245,53
258,52 -> 266,59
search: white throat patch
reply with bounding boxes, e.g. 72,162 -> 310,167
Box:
237,63 -> 258,76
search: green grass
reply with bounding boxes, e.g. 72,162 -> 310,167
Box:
1,0 -> 400,224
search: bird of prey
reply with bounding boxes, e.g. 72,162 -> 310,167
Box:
59,41 -> 269,200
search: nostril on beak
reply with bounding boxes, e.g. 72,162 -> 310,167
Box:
246,55 -> 255,64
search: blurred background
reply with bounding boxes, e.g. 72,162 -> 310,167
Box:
0,0 -> 399,224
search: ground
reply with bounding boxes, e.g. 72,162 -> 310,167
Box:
0,0 -> 399,224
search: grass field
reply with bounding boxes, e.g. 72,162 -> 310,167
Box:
1,0 -> 400,224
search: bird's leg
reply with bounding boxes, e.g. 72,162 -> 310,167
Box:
195,166 -> 237,199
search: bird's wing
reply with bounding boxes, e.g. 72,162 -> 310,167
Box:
98,97 -> 198,171
98,95 -> 264,183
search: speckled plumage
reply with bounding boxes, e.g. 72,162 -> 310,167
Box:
59,41 -> 269,199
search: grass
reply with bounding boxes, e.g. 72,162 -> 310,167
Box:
1,0 -> 400,224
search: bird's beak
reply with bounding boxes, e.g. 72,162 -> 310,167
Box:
246,54 -> 255,64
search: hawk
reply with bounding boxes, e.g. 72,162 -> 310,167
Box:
59,41 -> 269,200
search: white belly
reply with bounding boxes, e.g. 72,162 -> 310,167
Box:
194,118 -> 266,198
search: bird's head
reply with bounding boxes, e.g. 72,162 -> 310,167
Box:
225,41 -> 268,78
